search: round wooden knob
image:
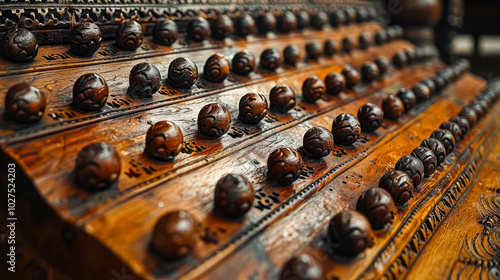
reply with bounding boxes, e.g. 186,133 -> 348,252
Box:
327,210 -> 372,257
341,65 -> 360,89
239,92 -> 268,124
214,174 -> 255,219
5,83 -> 46,122
260,48 -> 281,71
330,10 -> 346,27
152,20 -> 178,46
74,142 -> 121,190
393,52 -> 408,68
277,11 -> 297,33
280,254 -> 321,280
357,188 -> 395,229
310,12 -> 328,30
358,32 -> 372,50
357,103 -> 384,132
341,37 -> 356,54
1,27 -> 38,61
396,88 -> 417,112
295,11 -> 310,30
361,61 -> 380,83
382,95 -> 404,120
235,14 -> 255,37
324,39 -> 340,57
232,50 -> 256,75
395,155 -> 425,186
325,72 -> 345,96
257,12 -> 277,33
145,121 -> 183,161
449,116 -> 470,137
411,146 -> 437,175
283,44 -> 301,66
204,54 -> 230,83
302,75 -> 325,103
187,17 -> 211,42
129,62 -> 161,98
115,21 -> 143,50
306,42 -> 322,60
379,170 -> 413,206
197,103 -> 231,138
303,126 -> 334,158
267,147 -> 303,186
431,128 -> 455,155
70,22 -> 102,56
375,57 -> 391,74
73,73 -> 109,111
344,7 -> 357,24
332,113 -> 361,145
152,211 -> 198,259
211,15 -> 234,40
420,138 -> 447,165
269,85 -> 296,114
168,57 -> 198,88
374,30 -> 388,45
412,83 -> 431,101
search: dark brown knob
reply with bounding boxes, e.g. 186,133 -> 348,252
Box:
152,211 -> 198,259
357,103 -> 384,132
411,146 -> 437,176
431,75 -> 446,92
306,42 -> 322,60
361,62 -> 380,83
1,27 -> 38,61
74,142 -> 121,190
311,12 -> 328,30
341,37 -> 356,54
296,11 -> 310,30
302,75 -> 325,103
280,254 -> 321,280
235,14 -> 256,37
257,12 -> 277,33
331,113 -> 361,145
440,121 -> 463,142
396,88 -> 416,112
152,20 -> 178,46
239,92 -> 268,124
395,155 -> 425,186
374,30 -> 388,45
386,26 -> 398,41
267,147 -> 304,186
358,32 -> 372,50
420,79 -> 436,95
356,7 -> 370,23
458,107 -> 478,126
129,62 -> 161,98
5,83 -> 46,122
344,7 -> 357,24
405,50 -> 417,64
277,11 -> 297,33
73,73 -> 108,111
115,21 -> 143,50
211,15 -> 234,40
393,52 -> 408,68
70,22 -> 102,56
379,170 -> 413,206
449,116 -> 470,136
325,72 -> 345,96
260,48 -> 281,71
145,121 -> 184,161
283,44 -> 301,66
232,50 -> 256,75
431,128 -> 455,155
356,188 -> 395,229
187,17 -> 211,42
197,103 -> 231,138
469,101 -> 487,119
420,138 -> 447,165
341,65 -> 360,89
270,85 -> 296,114
412,83 -> 430,101
375,57 -> 391,74
382,95 -> 404,120
330,10 -> 346,27
324,39 -> 340,57
327,210 -> 372,257
303,126 -> 334,158
168,57 -> 198,88
214,174 -> 255,219
204,54 -> 230,83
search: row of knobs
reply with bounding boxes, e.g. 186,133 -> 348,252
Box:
0,7 -> 381,61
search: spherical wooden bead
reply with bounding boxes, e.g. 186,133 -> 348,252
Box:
152,20 -> 178,46
469,101 -> 487,119
115,21 -> 143,50
260,48 -> 281,71
197,103 -> 231,138
70,22 -> 102,56
331,113 -> 361,145
303,126 -> 334,158
357,103 -> 384,132
280,254 -> 321,280
405,50 -> 417,64
432,75 -> 447,93
361,62 -> 380,83
356,188 -> 395,229
239,92 -> 268,124
296,11 -> 311,30
129,62 -> 161,98
277,11 -> 297,33
396,88 -> 416,112
204,54 -> 230,83
412,83 -> 431,101
324,39 -> 340,57
420,79 -> 436,95
152,211 -> 198,259
5,83 -> 46,122
187,17 -> 211,41
330,10 -> 346,27
74,142 -> 121,190
145,121 -> 184,161
358,32 -> 372,50
344,7 -> 357,24
270,85 -> 296,114
374,30 -> 388,45
440,121 -> 463,142
379,170 -> 414,206
325,72 -> 345,96
232,50 -> 256,75
311,11 -> 328,30
459,107 -> 478,126
73,73 -> 108,111
395,155 -> 424,186
302,75 -> 326,102
341,65 -> 360,89
393,52 -> 407,68
375,57 -> 391,74
168,57 -> 198,88
327,210 -> 372,257
257,12 -> 277,33
267,147 -> 304,186
431,128 -> 455,155
211,15 -> 234,40
382,95 -> 404,120
386,26 -> 398,41
341,37 -> 356,54
235,14 -> 256,36
411,146 -> 437,175
306,42 -> 323,60
214,174 -> 255,219
356,7 -> 370,23
283,44 -> 301,66
1,27 -> 38,61
420,138 -> 447,165
449,116 -> 470,136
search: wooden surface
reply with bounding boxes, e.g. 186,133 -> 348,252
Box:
1,18 -> 499,280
